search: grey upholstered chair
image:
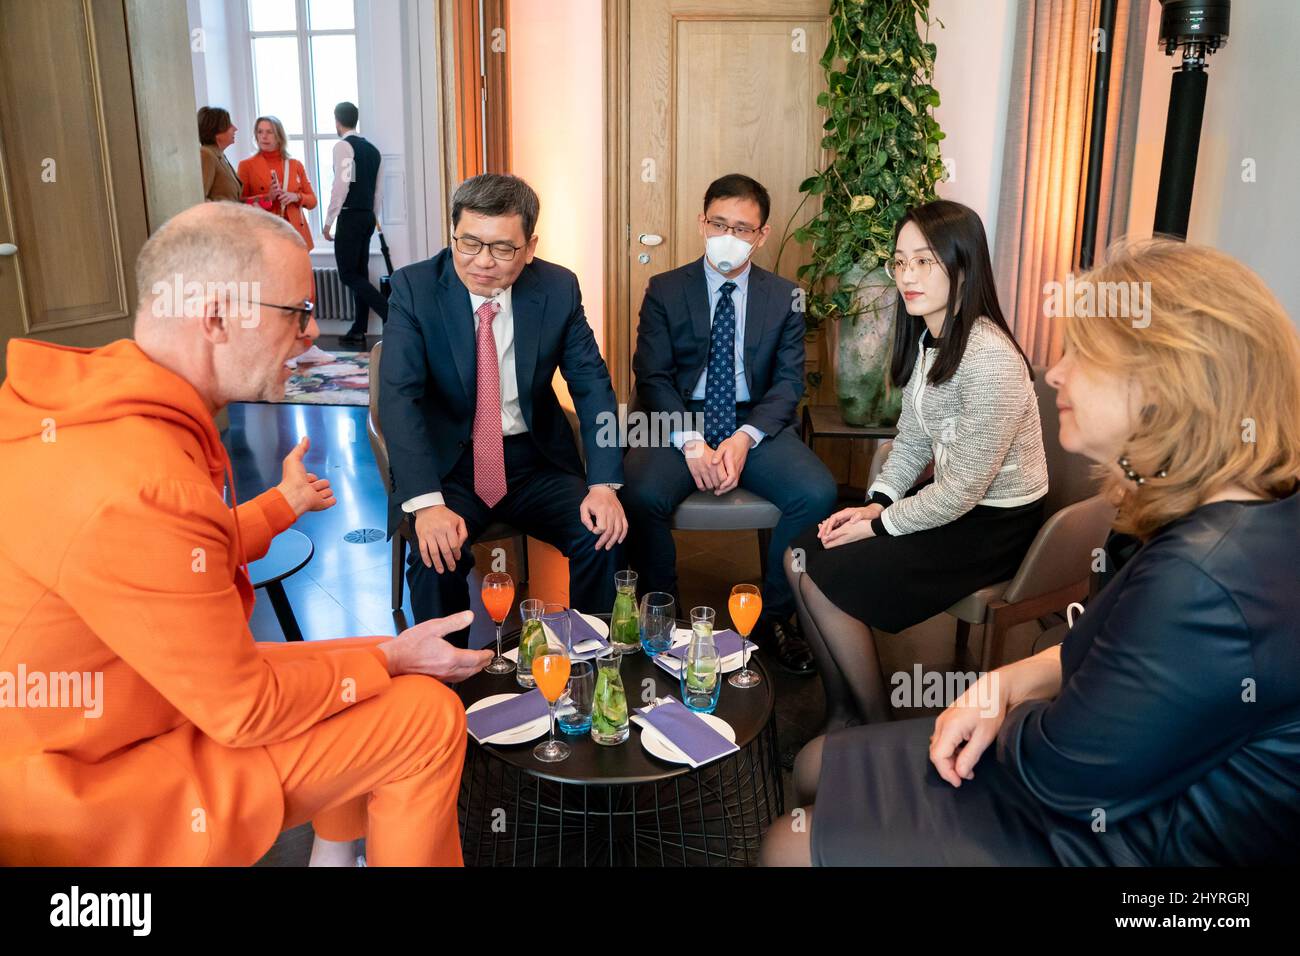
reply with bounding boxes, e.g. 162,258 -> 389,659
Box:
367,341 -> 529,613
870,369 -> 1115,669
624,392 -> 782,571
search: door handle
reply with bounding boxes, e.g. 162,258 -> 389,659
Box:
638,234 -> 663,247
0,243 -> 16,257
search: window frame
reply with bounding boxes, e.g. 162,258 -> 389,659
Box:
243,0 -> 364,243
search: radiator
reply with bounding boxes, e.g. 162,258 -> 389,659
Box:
312,267 -> 350,321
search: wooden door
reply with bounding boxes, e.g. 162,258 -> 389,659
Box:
0,0 -> 151,378
608,0 -> 830,398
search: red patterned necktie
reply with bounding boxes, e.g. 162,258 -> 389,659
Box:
472,300 -> 508,508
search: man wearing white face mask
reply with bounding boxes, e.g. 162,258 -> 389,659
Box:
622,174 -> 837,675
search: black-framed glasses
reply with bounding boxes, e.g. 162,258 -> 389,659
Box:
704,218 -> 761,241
885,256 -> 939,281
453,233 -> 523,261
248,298 -> 315,332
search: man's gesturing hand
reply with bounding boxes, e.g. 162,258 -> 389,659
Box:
413,504 -> 468,573
382,611 -> 493,681
580,485 -> 627,551
277,436 -> 336,516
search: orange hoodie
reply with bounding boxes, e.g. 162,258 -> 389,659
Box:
0,338 -> 392,865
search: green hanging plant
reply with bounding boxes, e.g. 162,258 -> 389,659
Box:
775,0 -> 948,392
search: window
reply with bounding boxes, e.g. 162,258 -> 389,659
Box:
247,0 -> 359,240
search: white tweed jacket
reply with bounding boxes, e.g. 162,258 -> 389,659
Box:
867,317 -> 1049,536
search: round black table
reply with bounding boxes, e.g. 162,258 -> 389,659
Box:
248,529 -> 314,642
456,617 -> 784,866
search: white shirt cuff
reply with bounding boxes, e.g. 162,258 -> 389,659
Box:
672,430 -> 706,453
402,492 -> 445,512
739,425 -> 765,448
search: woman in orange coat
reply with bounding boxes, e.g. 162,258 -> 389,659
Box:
239,115 -> 318,250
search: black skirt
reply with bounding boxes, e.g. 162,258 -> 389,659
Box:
794,498 -> 1045,633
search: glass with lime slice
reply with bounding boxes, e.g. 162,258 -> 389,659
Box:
591,651 -> 629,744
516,599 -> 546,688
610,570 -> 640,653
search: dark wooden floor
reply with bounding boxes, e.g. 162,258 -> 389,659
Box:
227,384 -> 1042,866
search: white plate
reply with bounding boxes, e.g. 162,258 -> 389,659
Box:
504,612 -> 610,661
465,693 -> 551,745
638,711 -> 736,765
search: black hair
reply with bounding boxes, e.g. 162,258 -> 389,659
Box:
888,199 -> 1033,387
703,173 -> 770,226
452,173 -> 541,239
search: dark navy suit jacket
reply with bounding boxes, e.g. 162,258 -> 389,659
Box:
378,248 -> 621,536
631,257 -> 805,438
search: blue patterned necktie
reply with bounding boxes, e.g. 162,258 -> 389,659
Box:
703,281 -> 738,448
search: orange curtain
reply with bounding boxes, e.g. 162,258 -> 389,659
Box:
994,0 -> 1149,366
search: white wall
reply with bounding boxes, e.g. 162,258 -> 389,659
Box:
1128,0 -> 1300,327
928,0 -> 1019,255
186,0 -> 441,336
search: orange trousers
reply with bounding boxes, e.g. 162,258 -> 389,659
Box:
259,639 -> 467,866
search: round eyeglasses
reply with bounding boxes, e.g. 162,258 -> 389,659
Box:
885,255 -> 939,281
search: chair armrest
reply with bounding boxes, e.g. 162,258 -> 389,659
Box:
1002,494 -> 1116,605
866,439 -> 893,489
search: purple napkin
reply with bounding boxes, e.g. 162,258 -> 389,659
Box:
666,629 -> 749,660
466,689 -> 549,742
567,609 -> 609,649
635,697 -> 737,766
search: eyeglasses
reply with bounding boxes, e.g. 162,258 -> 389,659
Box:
453,233 -> 524,261
704,218 -> 761,241
885,255 -> 940,281
248,298 -> 315,332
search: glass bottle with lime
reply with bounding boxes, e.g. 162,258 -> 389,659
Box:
591,650 -> 629,745
516,598 -> 547,689
682,606 -> 722,713
609,569 -> 640,654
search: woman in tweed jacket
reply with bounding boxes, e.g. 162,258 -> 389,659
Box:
788,201 -> 1047,729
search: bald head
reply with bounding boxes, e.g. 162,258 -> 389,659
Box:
133,202 -> 316,410
135,202 -> 304,327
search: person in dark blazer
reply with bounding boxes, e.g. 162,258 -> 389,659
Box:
379,174 -> 627,643
761,238 -> 1300,866
622,174 -> 837,674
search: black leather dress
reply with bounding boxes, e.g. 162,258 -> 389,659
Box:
810,488 -> 1300,865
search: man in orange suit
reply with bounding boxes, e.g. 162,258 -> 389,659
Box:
0,202 -> 491,866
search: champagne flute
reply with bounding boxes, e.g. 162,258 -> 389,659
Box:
532,645 -> 572,763
727,583 -> 762,688
482,572 -> 516,675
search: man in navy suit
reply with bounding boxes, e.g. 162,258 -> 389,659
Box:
379,174 -> 626,643
622,174 -> 837,674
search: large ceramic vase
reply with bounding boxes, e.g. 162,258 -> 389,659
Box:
832,264 -> 902,427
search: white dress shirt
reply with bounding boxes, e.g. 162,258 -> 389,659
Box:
323,133 -> 384,231
402,288 -> 524,513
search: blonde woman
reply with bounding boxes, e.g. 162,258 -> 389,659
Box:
763,238 -> 1300,866
239,115 -> 318,250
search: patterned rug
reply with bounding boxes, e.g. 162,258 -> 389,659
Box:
275,350 -> 370,406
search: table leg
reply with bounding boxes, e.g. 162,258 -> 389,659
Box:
265,580 -> 304,642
